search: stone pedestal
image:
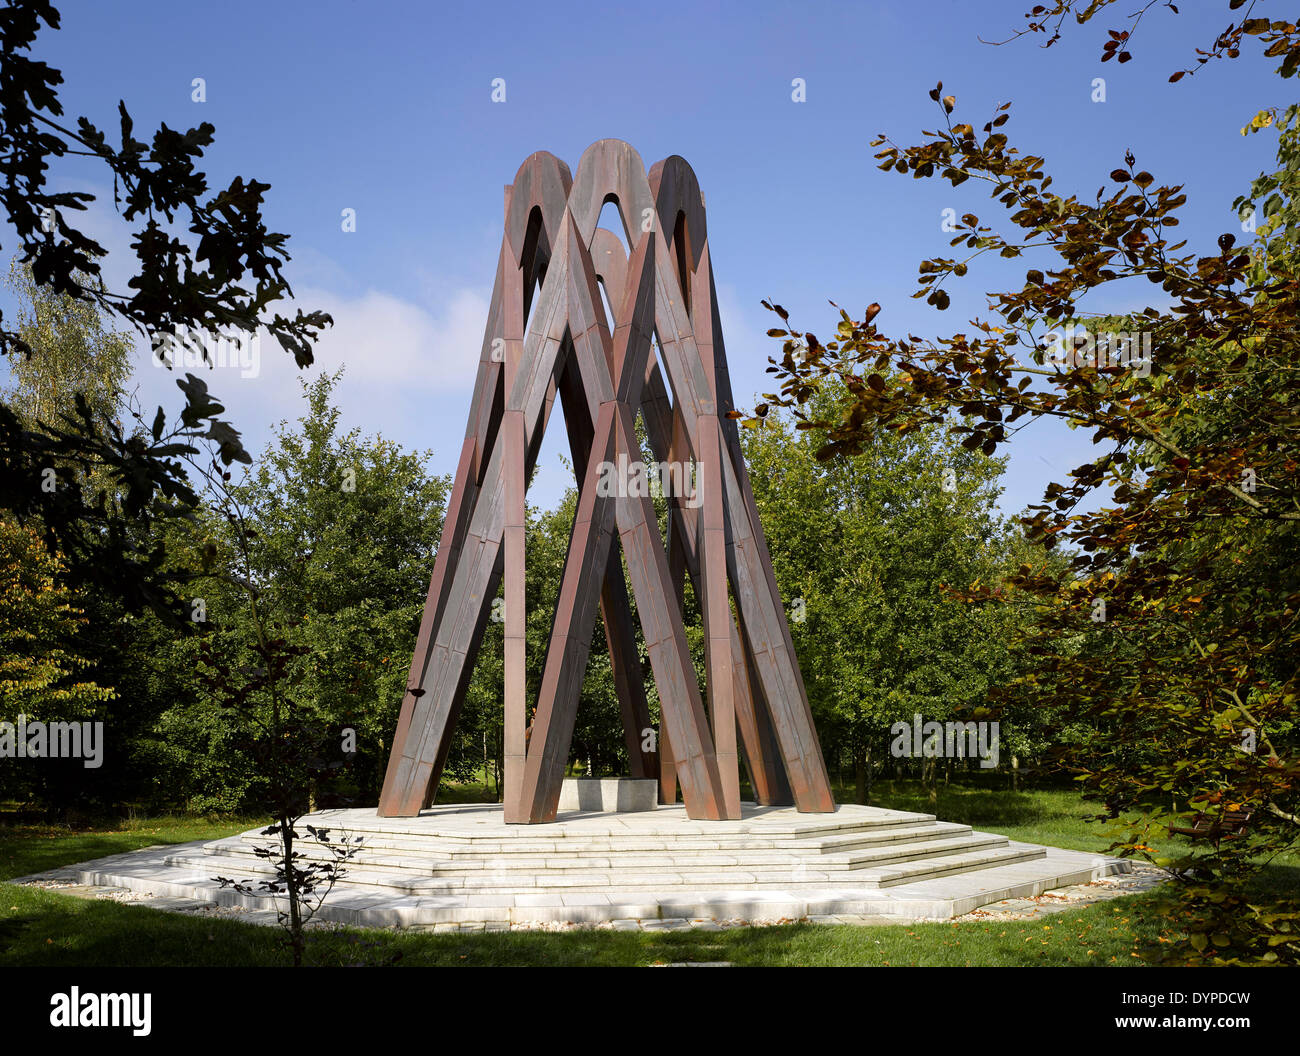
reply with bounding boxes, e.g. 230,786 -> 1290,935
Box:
557,777 -> 658,813
36,803 -> 1137,928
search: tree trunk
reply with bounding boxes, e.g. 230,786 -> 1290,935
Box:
864,741 -> 873,805
1011,754 -> 1020,792
282,816 -> 304,968
494,727 -> 504,802
853,746 -> 867,804
491,728 -> 501,801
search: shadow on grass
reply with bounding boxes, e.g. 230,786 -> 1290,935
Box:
1,885 -> 1168,968
0,834 -> 168,880
0,815 -> 260,881
848,783 -> 1074,827
0,887 -> 285,967
1247,863 -> 1300,900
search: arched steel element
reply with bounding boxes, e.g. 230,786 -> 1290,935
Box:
378,140 -> 834,821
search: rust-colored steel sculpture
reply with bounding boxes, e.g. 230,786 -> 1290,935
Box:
378,140 -> 834,823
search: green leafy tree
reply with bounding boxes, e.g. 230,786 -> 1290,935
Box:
456,480 -> 629,797
528,486 -> 624,778
156,370 -> 449,807
3,259 -> 130,431
742,383 -> 1020,803
0,1 -> 330,619
754,3 -> 1300,964
0,514 -> 113,808
1,256 -> 194,810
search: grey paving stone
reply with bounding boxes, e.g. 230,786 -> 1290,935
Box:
640,918 -> 694,930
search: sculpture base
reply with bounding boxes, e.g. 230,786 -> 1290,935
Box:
557,777 -> 658,813
35,803 -> 1141,929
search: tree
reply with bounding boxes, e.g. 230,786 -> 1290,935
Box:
742,383 -> 1020,803
0,1 -> 330,619
526,486 -> 625,779
751,3 -> 1300,964
2,259 -> 130,432
187,477 -> 360,968
160,371 -> 444,966
157,370 -> 450,808
0,514 -> 113,809
456,482 -> 630,797
0,257 -> 189,811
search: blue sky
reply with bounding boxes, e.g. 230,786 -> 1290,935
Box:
5,0 -> 1286,518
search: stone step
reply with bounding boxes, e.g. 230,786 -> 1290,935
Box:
832,832 -> 1008,869
853,842 -> 1047,887
172,833 -> 1022,894
302,805 -> 937,837
173,856 -> 810,894
229,812 -> 944,857
368,820 -> 971,858
799,821 -> 971,852
149,841 -> 1048,900
175,853 -> 821,890
211,824 -> 977,871
37,805 -> 1131,927
205,829 -> 999,876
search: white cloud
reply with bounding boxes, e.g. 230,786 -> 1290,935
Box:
0,179 -> 492,476
298,285 -> 489,392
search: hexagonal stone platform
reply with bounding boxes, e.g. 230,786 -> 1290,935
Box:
26,803 -> 1132,927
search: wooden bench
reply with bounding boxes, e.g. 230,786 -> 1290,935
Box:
1169,809 -> 1254,850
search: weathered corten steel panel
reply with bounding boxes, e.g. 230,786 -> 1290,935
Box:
378,140 -> 833,822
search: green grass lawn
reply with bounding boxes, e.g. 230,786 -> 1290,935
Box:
851,782 -> 1300,899
848,783 -> 1181,855
0,813 -> 261,883
0,879 -> 1166,967
0,787 -> 1292,967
